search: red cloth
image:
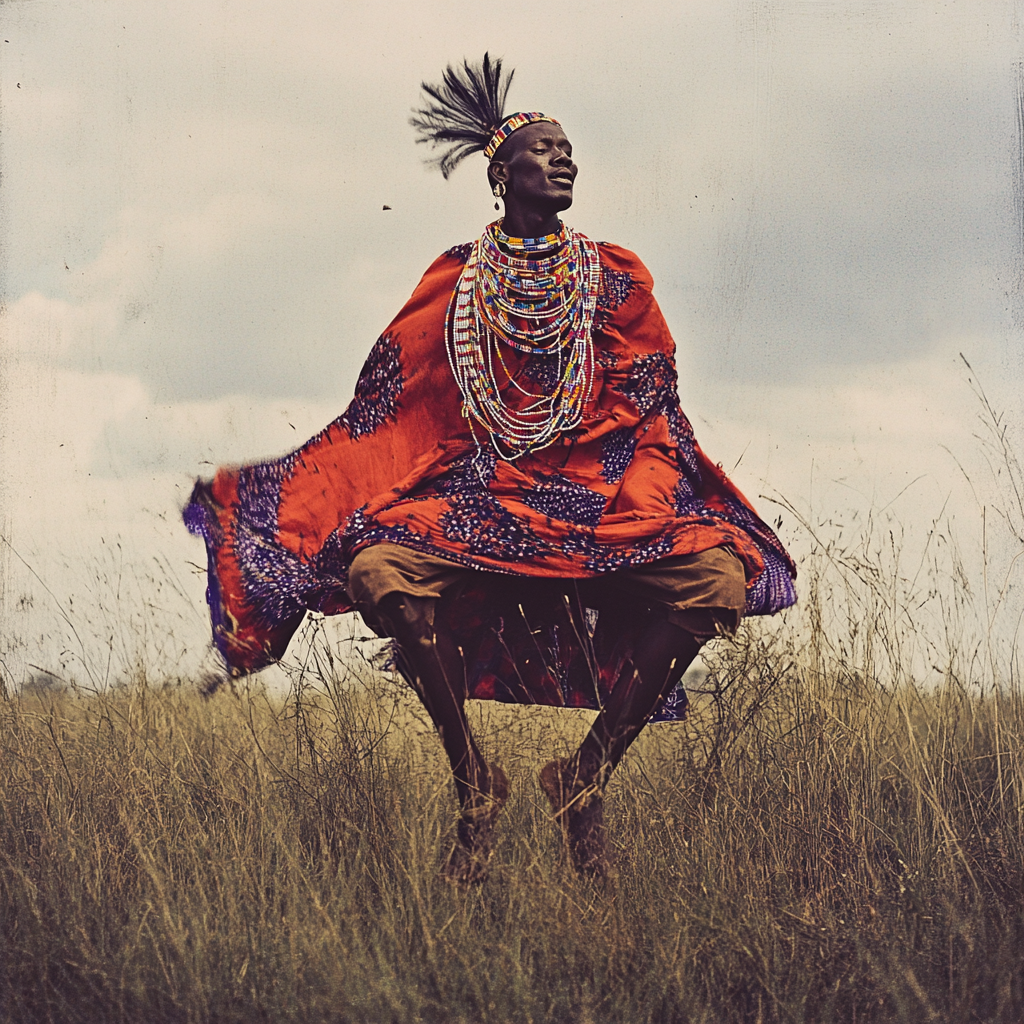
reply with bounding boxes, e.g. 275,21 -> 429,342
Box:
185,238 -> 796,677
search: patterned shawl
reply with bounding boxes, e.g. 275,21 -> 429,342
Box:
185,236 -> 796,721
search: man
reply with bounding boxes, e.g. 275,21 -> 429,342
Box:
186,56 -> 796,883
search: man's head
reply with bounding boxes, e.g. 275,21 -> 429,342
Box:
411,57 -> 574,233
488,121 -> 577,219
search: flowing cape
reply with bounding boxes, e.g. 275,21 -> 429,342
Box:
185,239 -> 796,721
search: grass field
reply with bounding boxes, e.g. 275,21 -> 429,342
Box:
2,575 -> 1022,1024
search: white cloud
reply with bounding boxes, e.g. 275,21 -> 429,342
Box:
0,350 -> 346,687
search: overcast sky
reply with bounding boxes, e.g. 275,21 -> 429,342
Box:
2,0 -> 1022,687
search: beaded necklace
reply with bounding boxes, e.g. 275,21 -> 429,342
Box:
446,220 -> 601,460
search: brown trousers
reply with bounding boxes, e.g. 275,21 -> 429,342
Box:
348,543 -> 746,641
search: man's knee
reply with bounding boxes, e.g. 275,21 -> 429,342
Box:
698,546 -> 747,611
347,547 -> 433,640
348,543 -> 467,620
347,545 -> 395,609
662,547 -> 746,639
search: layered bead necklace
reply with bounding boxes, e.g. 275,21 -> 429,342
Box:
445,220 -> 601,460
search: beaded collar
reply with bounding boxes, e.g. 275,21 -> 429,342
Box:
493,224 -> 564,255
445,220 -> 601,460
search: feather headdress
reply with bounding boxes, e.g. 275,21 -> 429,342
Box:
411,55 -> 560,179
410,54 -> 514,178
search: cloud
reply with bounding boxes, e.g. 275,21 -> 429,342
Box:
686,338 -> 1022,587
4,0 -> 1020,399
0,351 -> 344,686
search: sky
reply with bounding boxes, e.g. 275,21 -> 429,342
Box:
1,0 -> 1022,688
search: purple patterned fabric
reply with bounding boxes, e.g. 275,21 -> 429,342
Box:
617,352 -> 676,417
593,265 -> 635,330
600,427 -> 638,483
438,492 -> 546,561
522,474 -> 609,527
339,334 -> 404,440
716,497 -> 798,615
443,241 -> 474,265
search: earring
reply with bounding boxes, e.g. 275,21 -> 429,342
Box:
492,181 -> 505,210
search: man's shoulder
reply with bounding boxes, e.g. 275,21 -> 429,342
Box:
439,240 -> 475,265
587,240 -> 655,320
591,240 -> 654,292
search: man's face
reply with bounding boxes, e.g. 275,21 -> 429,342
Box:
491,122 -> 577,214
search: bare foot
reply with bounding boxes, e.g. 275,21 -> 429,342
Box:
440,762 -> 509,885
538,758 -> 611,879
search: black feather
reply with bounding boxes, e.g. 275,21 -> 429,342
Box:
410,53 -> 514,178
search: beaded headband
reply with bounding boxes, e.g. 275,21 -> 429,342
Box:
483,112 -> 561,160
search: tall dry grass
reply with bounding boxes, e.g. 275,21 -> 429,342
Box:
2,378 -> 1022,1023
2,582 -> 1022,1023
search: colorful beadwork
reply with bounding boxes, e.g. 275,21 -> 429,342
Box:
492,226 -> 563,254
483,112 -> 561,159
445,220 -> 601,460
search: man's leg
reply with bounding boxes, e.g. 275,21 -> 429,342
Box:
574,617 -> 705,785
376,590 -> 502,808
349,546 -> 508,882
541,547 -> 746,877
539,618 -> 703,877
